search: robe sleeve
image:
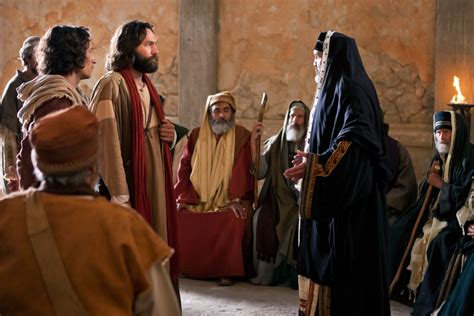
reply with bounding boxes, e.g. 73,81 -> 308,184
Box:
438,177 -> 472,221
1,76 -> 23,135
133,261 -> 181,315
254,138 -> 272,180
90,77 -> 130,203
124,211 -> 180,315
174,131 -> 200,205
229,139 -> 255,203
301,141 -> 384,221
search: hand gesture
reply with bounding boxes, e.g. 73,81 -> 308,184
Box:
251,123 -> 264,142
250,123 -> 264,161
177,203 -> 189,211
159,119 -> 175,143
283,150 -> 308,182
427,172 -> 443,189
467,223 -> 474,238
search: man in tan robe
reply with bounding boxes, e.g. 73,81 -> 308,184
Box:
89,20 -> 179,292
0,105 -> 180,315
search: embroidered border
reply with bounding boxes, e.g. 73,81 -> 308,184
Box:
299,141 -> 351,219
300,153 -> 319,219
320,140 -> 351,177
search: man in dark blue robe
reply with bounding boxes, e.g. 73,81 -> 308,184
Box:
285,31 -> 390,316
388,111 -> 474,315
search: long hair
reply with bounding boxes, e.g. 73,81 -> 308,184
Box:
37,25 -> 90,75
106,20 -> 154,71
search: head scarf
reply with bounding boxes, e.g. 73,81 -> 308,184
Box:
189,91 -> 236,211
306,31 -> 389,182
256,100 -> 310,259
433,111 -> 472,185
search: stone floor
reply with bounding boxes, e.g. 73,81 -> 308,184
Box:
180,277 -> 412,315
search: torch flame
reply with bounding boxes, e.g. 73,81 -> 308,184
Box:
451,76 -> 466,104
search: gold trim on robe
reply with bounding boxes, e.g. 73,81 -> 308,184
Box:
300,140 -> 351,219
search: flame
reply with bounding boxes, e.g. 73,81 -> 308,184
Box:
451,76 -> 466,104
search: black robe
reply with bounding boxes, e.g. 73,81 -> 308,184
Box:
388,112 -> 474,315
438,238 -> 474,316
298,32 -> 390,315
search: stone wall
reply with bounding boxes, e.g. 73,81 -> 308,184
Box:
0,0 -> 436,180
0,0 -> 179,115
217,0 -> 436,180
218,1 -> 436,126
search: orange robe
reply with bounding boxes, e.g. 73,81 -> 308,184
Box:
0,191 -> 179,315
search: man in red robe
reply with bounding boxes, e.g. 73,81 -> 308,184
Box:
174,91 -> 255,286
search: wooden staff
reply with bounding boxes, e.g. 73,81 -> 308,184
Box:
254,93 -> 268,209
389,161 -> 441,295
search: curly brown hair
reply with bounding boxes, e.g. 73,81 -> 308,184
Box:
37,25 -> 90,75
106,20 -> 154,71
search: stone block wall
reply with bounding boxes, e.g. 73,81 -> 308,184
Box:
217,1 -> 436,126
0,0 -> 179,115
0,0 -> 436,180
216,0 -> 436,180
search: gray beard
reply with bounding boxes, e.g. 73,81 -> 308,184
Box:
435,141 -> 450,155
210,117 -> 235,135
286,125 -> 305,142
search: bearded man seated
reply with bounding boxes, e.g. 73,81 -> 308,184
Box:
174,91 -> 255,286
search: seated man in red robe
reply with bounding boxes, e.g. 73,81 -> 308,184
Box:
174,91 -> 254,286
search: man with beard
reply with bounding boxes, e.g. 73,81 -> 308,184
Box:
250,100 -> 309,289
89,20 -> 179,296
284,31 -> 390,315
388,111 -> 474,315
174,91 -> 254,286
1,36 -> 40,194
13,25 -> 94,191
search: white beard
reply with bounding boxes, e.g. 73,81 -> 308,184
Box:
435,140 -> 450,155
286,125 -> 305,142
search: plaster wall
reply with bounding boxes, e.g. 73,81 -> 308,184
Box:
0,0 -> 436,180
